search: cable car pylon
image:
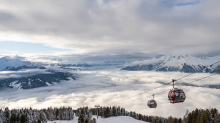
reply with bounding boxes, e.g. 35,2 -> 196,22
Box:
168,79 -> 186,104
147,94 -> 157,108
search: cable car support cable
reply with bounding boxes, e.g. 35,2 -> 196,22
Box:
113,72 -> 218,105
111,60 -> 220,105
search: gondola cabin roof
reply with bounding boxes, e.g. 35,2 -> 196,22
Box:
170,88 -> 183,91
148,99 -> 156,102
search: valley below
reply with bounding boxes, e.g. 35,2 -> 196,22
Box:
0,55 -> 220,117
1,68 -> 220,117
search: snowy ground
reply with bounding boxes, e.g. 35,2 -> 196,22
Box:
0,67 -> 220,117
47,115 -> 148,123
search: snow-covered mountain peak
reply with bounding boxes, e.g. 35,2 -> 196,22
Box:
163,54 -> 189,59
160,54 -> 196,61
130,54 -> 202,66
0,56 -> 42,71
157,54 -> 203,67
122,54 -> 220,73
200,56 -> 208,60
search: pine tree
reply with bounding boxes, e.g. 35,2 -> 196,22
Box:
200,109 -> 211,123
4,107 -> 10,122
178,118 -> 182,123
191,110 -> 197,123
20,114 -> 27,123
10,113 -> 17,123
159,119 -> 162,123
149,116 -> 152,122
187,112 -> 192,123
167,116 -> 174,123
145,115 -> 149,122
37,119 -> 41,123
39,111 -> 47,122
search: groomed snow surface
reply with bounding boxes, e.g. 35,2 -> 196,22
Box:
47,115 -> 148,123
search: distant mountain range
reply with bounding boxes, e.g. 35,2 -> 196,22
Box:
0,56 -> 76,89
121,55 -> 220,73
0,56 -> 136,71
1,55 -> 220,74
1,54 -> 220,90
0,56 -> 44,71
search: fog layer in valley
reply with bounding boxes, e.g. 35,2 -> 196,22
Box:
0,67 -> 220,117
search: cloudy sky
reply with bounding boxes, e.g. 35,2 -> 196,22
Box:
1,1 -> 220,118
0,0 -> 220,58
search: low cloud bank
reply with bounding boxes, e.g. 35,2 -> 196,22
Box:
0,69 -> 52,79
0,70 -> 220,117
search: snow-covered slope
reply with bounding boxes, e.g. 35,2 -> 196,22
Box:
0,69 -> 76,89
121,55 -> 220,73
47,116 -> 148,123
0,56 -> 44,71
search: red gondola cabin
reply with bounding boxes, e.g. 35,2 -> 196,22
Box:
168,88 -> 186,104
147,99 -> 157,108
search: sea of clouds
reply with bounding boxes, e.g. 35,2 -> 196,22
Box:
0,67 -> 220,117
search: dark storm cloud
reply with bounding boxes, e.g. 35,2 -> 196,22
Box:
0,0 -> 220,56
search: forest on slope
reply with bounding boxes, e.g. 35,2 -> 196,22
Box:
0,106 -> 219,123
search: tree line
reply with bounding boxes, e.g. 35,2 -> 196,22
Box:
75,106 -> 220,123
183,108 -> 220,123
0,107 -> 74,123
1,106 -> 220,123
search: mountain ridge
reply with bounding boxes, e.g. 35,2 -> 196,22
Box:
121,55 -> 220,73
0,56 -> 44,71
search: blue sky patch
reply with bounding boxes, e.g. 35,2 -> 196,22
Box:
0,41 -> 73,55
